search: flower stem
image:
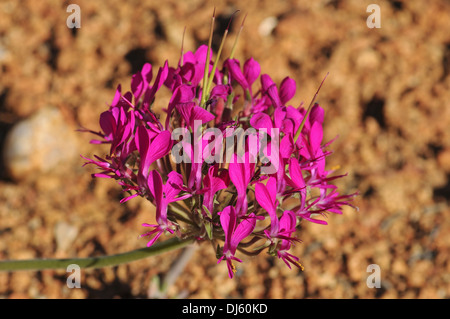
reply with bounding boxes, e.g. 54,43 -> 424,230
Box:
0,237 -> 194,272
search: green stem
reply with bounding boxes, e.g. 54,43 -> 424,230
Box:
0,237 -> 194,272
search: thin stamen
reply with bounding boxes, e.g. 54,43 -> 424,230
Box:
206,10 -> 240,97
201,7 -> 216,108
230,12 -> 247,59
293,72 -> 329,143
180,26 -> 187,67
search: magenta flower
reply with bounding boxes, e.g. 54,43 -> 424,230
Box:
217,206 -> 257,278
135,125 -> 172,191
255,177 -> 280,239
131,62 -> 152,103
243,57 -> 261,90
141,170 -> 191,247
286,158 -> 306,195
249,112 -> 273,135
164,83 -> 196,129
279,77 -> 296,106
276,210 -> 304,270
141,60 -> 169,111
228,152 -> 256,216
226,59 -> 249,90
261,74 -> 282,108
176,102 -> 215,130
179,45 -> 212,86
202,165 -> 229,217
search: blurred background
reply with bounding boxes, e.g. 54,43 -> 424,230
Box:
0,0 -> 449,298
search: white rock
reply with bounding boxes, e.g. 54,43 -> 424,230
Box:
3,106 -> 79,180
258,16 -> 278,37
54,221 -> 79,253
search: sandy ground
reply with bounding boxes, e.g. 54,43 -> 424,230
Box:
0,0 -> 449,298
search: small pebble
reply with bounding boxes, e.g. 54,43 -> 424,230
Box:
54,221 -> 79,253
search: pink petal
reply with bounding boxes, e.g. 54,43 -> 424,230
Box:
255,182 -> 276,214
226,59 -> 249,89
193,45 -> 212,85
136,126 -> 151,174
243,57 -> 260,87
141,63 -> 153,85
146,130 -> 172,165
265,176 -> 277,204
191,106 -> 215,125
273,106 -> 286,129
279,77 -> 296,105
280,135 -> 294,159
111,85 -> 122,107
175,102 -> 195,125
250,112 -> 273,133
309,103 -> 324,126
210,84 -> 231,100
279,210 -> 296,234
261,74 -> 281,108
131,72 -> 144,100
230,213 -> 257,251
309,121 -> 323,153
164,171 -> 184,201
194,45 -> 210,64
285,106 -> 302,134
219,206 -> 237,251
147,169 -> 163,207
204,166 -> 228,194
145,60 -> 169,104
99,110 -> 116,140
288,158 -> 305,189
228,156 -> 246,194
255,178 -> 279,235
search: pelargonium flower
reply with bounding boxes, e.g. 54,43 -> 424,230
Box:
217,206 -> 258,278
81,11 -> 357,278
141,170 -> 191,247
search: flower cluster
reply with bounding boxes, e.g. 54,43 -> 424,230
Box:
82,14 -> 357,278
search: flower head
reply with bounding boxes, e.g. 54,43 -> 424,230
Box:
82,10 -> 357,278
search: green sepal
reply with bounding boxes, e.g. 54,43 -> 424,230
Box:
252,239 -> 271,251
202,204 -> 213,219
205,221 -> 213,240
